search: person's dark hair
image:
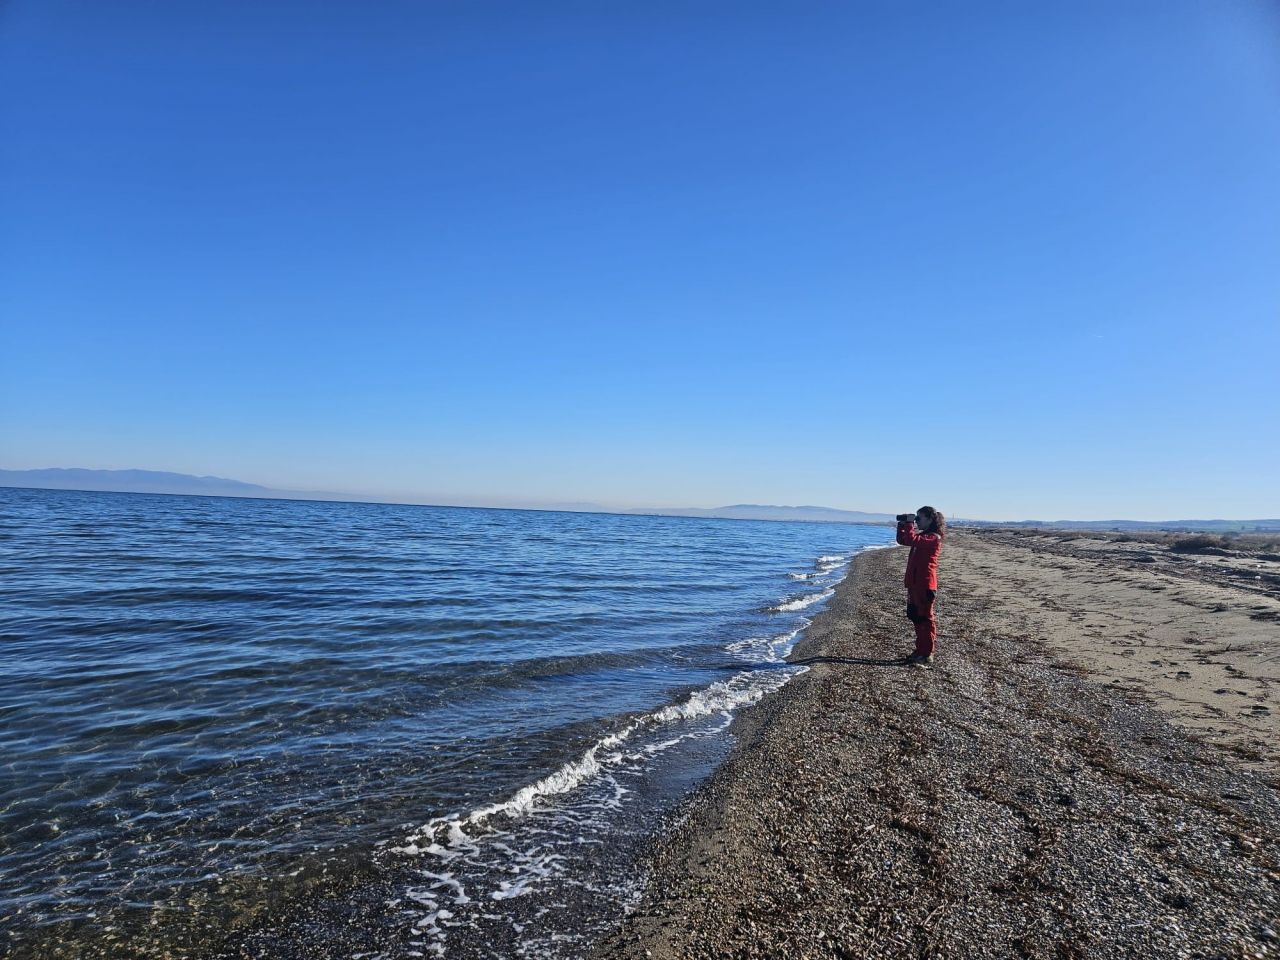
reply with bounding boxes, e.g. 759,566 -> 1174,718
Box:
917,505 -> 945,538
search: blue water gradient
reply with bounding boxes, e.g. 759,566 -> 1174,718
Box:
0,487 -> 891,956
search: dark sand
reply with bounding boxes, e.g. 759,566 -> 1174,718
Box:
594,532 -> 1280,959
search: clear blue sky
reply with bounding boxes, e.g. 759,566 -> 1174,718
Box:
2,2 -> 1277,520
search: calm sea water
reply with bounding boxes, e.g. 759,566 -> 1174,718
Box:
0,487 -> 891,958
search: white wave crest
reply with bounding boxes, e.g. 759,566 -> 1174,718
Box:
768,588 -> 834,613
393,664 -> 803,857
725,620 -> 809,664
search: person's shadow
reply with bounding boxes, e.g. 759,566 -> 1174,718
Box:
788,655 -> 907,668
719,655 -> 908,671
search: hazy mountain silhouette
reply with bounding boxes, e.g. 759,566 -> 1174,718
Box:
0,468 -> 383,503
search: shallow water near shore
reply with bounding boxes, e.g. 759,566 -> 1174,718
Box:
0,487 -> 891,958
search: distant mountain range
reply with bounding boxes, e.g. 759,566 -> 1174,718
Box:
1,468 -> 1276,531
0,468 -> 356,502
2,468 -> 265,496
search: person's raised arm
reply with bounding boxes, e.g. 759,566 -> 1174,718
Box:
896,513 -> 920,546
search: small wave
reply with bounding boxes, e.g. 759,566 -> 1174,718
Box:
815,554 -> 849,574
393,666 -> 801,859
767,588 -> 834,613
389,662 -> 798,957
725,620 -> 810,664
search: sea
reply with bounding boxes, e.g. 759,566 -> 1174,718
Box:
0,487 -> 892,959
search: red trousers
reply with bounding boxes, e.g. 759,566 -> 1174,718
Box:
906,588 -> 937,656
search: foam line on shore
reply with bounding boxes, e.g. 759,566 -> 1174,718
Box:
391,667 -> 798,856
394,548 -> 878,858
768,588 -> 834,612
384,544 -> 893,957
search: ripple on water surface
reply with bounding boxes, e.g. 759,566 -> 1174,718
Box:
0,487 -> 892,958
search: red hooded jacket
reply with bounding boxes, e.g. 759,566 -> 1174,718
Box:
897,522 -> 941,592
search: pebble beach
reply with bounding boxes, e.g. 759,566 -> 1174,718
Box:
595,530 -> 1280,959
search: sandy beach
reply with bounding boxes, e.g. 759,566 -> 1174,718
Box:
595,530 -> 1280,959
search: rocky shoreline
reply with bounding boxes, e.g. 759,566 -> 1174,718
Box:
594,533 -> 1280,959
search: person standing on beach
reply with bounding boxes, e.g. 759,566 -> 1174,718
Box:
896,506 -> 945,665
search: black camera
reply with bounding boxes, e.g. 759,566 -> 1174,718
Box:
896,513 -> 916,523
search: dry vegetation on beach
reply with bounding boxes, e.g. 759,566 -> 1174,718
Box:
976,526 -> 1280,558
596,532 -> 1280,960
969,527 -> 1280,569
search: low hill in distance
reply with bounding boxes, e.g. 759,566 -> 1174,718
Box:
0,468 -> 377,504
0,468 -> 278,498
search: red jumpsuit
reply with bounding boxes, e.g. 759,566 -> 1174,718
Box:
896,521 -> 942,657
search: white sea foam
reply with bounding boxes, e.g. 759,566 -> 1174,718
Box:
418,871 -> 471,904
657,670 -> 794,723
393,665 -> 799,858
815,554 -> 849,574
388,687 -> 755,954
725,620 -> 809,664
791,552 -> 850,580
768,588 -> 834,613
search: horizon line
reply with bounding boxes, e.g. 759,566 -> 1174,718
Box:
1,475 -> 1277,530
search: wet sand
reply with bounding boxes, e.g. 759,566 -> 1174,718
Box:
594,531 -> 1280,959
